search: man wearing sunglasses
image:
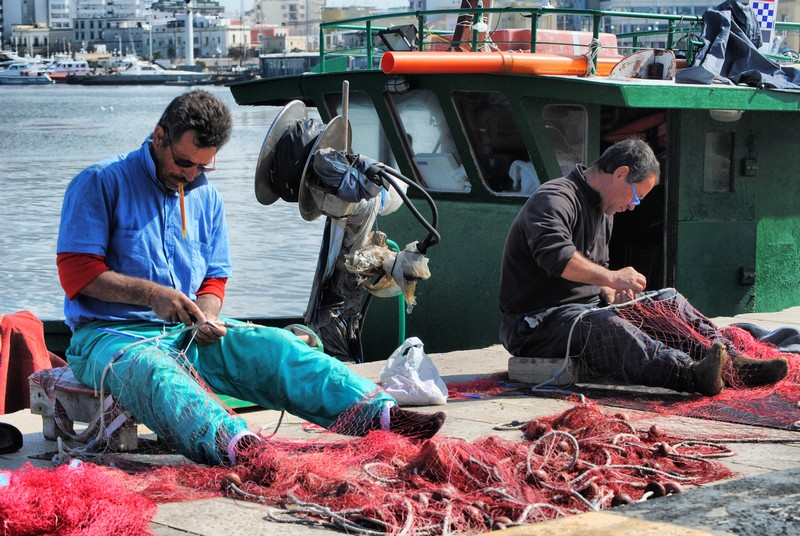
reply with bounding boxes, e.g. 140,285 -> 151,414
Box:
56,90 -> 445,466
499,139 -> 787,397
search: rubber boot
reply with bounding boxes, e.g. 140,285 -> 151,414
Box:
691,341 -> 728,396
728,354 -> 789,388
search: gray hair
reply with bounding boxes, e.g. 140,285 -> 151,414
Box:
593,139 -> 660,184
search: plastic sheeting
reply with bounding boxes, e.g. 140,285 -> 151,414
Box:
676,3 -> 800,90
312,149 -> 383,202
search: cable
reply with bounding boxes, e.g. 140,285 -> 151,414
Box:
373,166 -> 440,254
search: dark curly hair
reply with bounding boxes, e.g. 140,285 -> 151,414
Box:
593,139 -> 660,185
157,90 -> 233,149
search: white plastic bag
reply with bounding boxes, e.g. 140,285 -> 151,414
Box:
380,337 -> 448,406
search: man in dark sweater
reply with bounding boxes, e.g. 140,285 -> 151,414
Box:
499,139 -> 787,395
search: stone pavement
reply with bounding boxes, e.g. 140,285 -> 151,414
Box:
2,307 -> 800,535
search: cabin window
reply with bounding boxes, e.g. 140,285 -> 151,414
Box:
388,90 -> 470,193
703,132 -> 734,192
323,91 -> 398,169
453,91 -> 533,196
542,104 -> 587,177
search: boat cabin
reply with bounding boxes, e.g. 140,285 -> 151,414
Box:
46,60 -> 91,80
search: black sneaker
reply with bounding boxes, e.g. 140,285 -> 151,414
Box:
385,406 -> 446,440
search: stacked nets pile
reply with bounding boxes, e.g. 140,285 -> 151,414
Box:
1,400 -> 736,535
0,460 -> 157,535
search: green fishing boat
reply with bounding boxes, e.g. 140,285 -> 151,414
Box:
38,4 -> 800,364
224,3 -> 800,362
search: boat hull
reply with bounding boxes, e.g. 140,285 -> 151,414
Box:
0,75 -> 54,85
66,74 -> 213,86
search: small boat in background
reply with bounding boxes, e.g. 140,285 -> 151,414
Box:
68,55 -> 211,86
0,62 -> 54,85
46,59 -> 91,82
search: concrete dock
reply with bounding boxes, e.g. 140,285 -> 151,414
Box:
3,307 -> 800,535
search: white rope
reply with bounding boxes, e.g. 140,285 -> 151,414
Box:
584,38 -> 602,77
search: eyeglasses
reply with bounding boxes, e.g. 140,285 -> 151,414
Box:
163,131 -> 216,173
629,180 -> 641,206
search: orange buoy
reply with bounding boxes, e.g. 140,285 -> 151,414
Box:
381,51 -> 620,77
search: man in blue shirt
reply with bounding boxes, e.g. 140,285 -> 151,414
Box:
57,90 -> 445,465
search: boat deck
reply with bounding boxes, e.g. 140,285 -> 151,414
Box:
3,308 -> 800,535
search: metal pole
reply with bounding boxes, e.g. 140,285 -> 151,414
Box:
342,80 -> 350,153
149,8 -> 153,60
186,1 -> 195,66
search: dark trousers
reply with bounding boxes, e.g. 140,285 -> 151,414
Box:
500,289 -> 735,393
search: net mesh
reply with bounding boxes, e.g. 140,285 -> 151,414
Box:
7,297 -> 798,533
3,400 -> 741,535
543,292 -> 800,429
0,460 -> 157,535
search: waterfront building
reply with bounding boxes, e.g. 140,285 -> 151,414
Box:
149,0 -> 223,15
4,0 -> 799,64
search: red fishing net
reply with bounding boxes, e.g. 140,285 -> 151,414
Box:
0,401 -> 737,535
6,293 -> 796,534
565,293 -> 800,430
0,460 -> 157,535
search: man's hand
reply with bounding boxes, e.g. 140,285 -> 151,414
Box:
192,293 -> 226,346
79,271 -> 207,326
78,270 -> 226,345
148,287 -> 206,325
608,266 -> 646,294
600,286 -> 637,305
561,253 -> 646,298
193,316 -> 227,346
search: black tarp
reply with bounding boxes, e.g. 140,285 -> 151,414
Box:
676,1 -> 800,90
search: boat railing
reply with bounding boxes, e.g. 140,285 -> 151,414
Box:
769,21 -> 800,62
317,7 -> 707,73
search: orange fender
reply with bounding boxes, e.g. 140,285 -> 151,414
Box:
381,51 -> 620,77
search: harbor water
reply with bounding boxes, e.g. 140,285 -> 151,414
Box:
0,84 -> 325,321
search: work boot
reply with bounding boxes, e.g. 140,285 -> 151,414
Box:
691,341 -> 728,396
728,354 -> 789,388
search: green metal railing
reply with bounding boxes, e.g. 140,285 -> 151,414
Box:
317,7 -> 705,73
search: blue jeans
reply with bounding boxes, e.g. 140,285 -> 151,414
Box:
66,320 -> 393,464
500,289 -> 734,392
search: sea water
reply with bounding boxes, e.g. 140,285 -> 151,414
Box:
0,84 -> 325,321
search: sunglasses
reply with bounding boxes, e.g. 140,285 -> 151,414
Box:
164,131 -> 216,173
629,180 -> 641,206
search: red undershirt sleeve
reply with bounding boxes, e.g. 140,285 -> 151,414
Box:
56,252 -> 110,300
195,277 -> 227,304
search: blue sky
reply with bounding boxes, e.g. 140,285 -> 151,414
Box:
217,1 -> 410,14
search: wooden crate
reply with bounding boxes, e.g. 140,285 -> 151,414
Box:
29,368 -> 139,451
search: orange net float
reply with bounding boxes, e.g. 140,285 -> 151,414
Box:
381,51 -> 620,77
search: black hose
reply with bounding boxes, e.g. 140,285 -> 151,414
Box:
374,166 -> 440,254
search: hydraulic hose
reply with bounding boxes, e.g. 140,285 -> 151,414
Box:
373,165 -> 440,254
